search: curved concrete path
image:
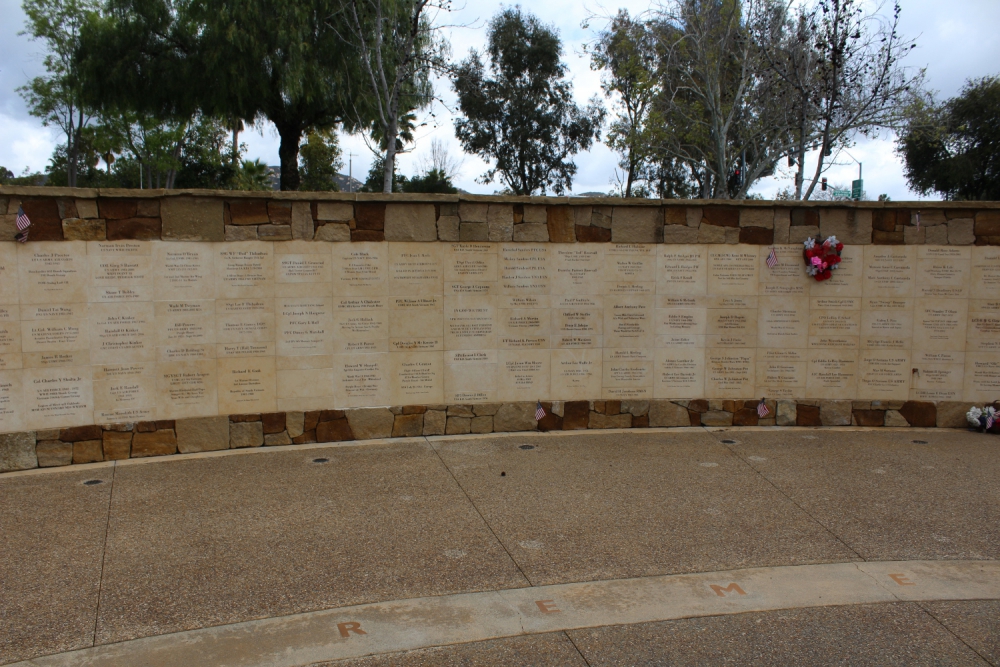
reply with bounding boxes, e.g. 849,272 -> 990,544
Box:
10,560 -> 1000,666
2,427 -> 998,665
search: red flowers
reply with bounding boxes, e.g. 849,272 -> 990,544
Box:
803,236 -> 844,281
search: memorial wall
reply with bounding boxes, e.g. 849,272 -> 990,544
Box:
0,188 -> 997,471
0,238 -> 996,434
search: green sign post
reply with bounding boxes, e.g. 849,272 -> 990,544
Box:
832,188 -> 851,199
851,179 -> 863,201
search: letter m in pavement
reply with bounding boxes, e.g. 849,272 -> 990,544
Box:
710,583 -> 747,597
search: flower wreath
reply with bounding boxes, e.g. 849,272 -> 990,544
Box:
803,235 -> 844,281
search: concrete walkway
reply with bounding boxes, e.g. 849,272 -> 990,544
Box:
2,427 -> 998,665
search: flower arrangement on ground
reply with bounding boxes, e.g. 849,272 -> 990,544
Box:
966,405 -> 997,432
803,235 -> 844,281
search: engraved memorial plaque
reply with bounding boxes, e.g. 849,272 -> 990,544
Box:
603,348 -> 652,399
551,246 -> 602,294
605,243 -> 655,294
444,295 -> 496,350
863,245 -> 915,297
500,244 -> 550,294
93,362 -> 154,422
155,300 -> 216,361
277,296 -> 332,356
858,350 -> 911,400
153,243 -> 215,300
18,241 -> 88,304
708,248 -> 758,296
24,365 -> 93,430
332,242 -> 388,296
216,242 -> 274,299
656,245 -> 706,296
155,359 -> 217,419
217,356 -> 276,414
389,243 -> 443,295
705,350 -> 755,398
654,347 -> 705,398
498,349 -> 550,401
549,348 -> 601,400
551,295 -> 602,348
89,240 -> 152,302
806,349 -> 858,399
604,295 -> 653,348
444,243 -> 496,295
390,350 -> 444,405
444,349 -> 497,403
333,297 -> 388,354
89,301 -> 155,364
916,246 -> 970,298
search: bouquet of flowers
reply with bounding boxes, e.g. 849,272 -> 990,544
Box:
966,405 -> 997,432
803,235 -> 844,281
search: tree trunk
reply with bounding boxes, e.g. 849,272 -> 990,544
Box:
66,109 -> 78,188
277,122 -> 303,191
231,124 -> 240,166
383,114 -> 399,193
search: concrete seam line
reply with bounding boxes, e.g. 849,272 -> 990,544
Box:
11,560 -> 1000,667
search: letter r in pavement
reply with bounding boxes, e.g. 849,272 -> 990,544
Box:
338,622 -> 367,638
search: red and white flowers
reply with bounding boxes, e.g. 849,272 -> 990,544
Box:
803,235 -> 844,281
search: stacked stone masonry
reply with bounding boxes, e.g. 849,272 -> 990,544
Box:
0,187 -> 997,473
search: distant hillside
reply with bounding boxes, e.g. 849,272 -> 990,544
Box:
265,166 -> 364,193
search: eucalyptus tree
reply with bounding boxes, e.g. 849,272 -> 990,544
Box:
19,0 -> 102,187
79,0 -> 364,190
452,7 -> 604,195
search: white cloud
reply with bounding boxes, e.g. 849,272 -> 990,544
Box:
0,114 -> 59,174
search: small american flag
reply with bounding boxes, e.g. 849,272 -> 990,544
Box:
535,401 -> 546,421
757,398 -> 770,418
987,411 -> 995,430
15,206 -> 30,243
766,247 -> 778,268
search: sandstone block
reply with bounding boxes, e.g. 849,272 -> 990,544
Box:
796,404 -> 821,426
853,410 -> 885,427
346,408 -> 394,440
62,218 -> 106,241
621,400 -> 649,416
225,224 -> 258,241
649,401 -> 690,427
820,400 -> 852,426
262,413 -> 285,434
936,402 -> 969,428
316,419 -> 353,442
55,198 -> 77,219
773,209 -> 791,243
700,411 -> 733,426
904,225 -> 925,245
267,201 -> 293,224
36,440 -> 72,467
228,200 -> 270,225
102,431 -> 132,460
458,203 -> 488,222
612,207 -> 661,243
75,199 -> 99,219
925,225 -> 948,245
686,207 -> 702,227
264,432 -> 292,446
513,223 -> 549,242
161,196 -> 224,241
315,202 -> 354,221
788,225 -> 820,244
355,203 -> 385,230
664,207 -> 686,226
975,211 -> 1000,235
391,414 -> 424,438
732,408 -> 759,426
98,198 -> 137,219
107,217 -> 163,241
873,230 -> 904,244
20,198 -> 62,240
73,440 -> 103,464
385,203 -> 437,241
562,401 -> 590,429
436,215 -> 460,241
589,412 -> 631,429
291,202 -> 313,240
702,207 -> 739,227
546,206 -> 576,243
315,223 -> 350,241
739,226 -> 774,244
494,403 -> 537,432
947,218 -> 975,245
819,209 -> 870,245
576,225 -> 611,242
698,223 -> 727,243
423,410 -> 446,435
473,403 -> 502,416
448,405 -> 475,417
523,205 -> 547,223
286,411 -> 305,438
662,225 -> 699,243
0,432 -> 37,472
230,421 -> 264,448
592,206 -> 613,228
898,401 -> 936,428
740,208 -> 774,228
446,416 -> 471,434
460,222 -> 488,241
132,429 -> 177,458
884,410 -> 909,427
60,425 -> 103,442
487,204 -> 514,241
175,416 -> 229,454
258,224 -> 292,240
471,415 -> 494,433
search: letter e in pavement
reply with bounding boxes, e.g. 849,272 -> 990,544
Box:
338,621 -> 367,638
889,574 -> 915,586
710,583 -> 747,597
535,599 -> 560,613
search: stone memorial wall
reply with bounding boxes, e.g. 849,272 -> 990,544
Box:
0,187 -> 997,472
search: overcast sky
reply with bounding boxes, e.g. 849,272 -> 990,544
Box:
2,0 -> 998,199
